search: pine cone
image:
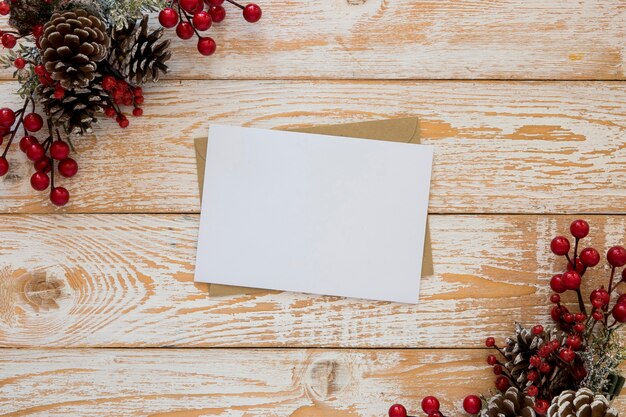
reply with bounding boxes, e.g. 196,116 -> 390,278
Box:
481,387 -> 536,417
504,324 -> 566,388
40,9 -> 110,89
547,389 -> 619,417
107,15 -> 171,85
38,78 -> 109,134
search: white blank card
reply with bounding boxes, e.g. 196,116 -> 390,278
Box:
194,125 -> 434,303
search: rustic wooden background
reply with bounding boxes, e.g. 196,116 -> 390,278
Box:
1,1 -> 625,415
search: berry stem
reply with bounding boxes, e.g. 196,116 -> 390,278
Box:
1,98 -> 28,158
608,266 -> 616,294
573,237 -> 579,266
224,0 -> 244,9
575,289 -> 587,316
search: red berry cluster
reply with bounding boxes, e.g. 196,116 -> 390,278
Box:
549,219 -> 626,327
158,0 -> 261,56
101,75 -> 144,128
388,395 -> 482,417
0,102 -> 75,206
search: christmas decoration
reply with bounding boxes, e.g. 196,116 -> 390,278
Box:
0,0 -> 261,206
388,219 -> 625,417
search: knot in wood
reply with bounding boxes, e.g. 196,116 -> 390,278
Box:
305,358 -> 349,401
22,272 -> 63,311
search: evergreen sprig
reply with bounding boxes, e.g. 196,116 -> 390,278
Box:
100,0 -> 168,29
581,327 -> 626,396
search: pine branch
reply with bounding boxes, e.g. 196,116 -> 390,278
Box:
99,0 -> 168,29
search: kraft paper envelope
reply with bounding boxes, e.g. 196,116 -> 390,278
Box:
194,117 -> 433,297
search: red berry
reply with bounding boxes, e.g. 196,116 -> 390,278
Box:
574,313 -> 586,322
243,3 -> 262,23
538,345 -> 551,358
592,310 -> 603,321
50,186 -> 70,206
463,395 -> 482,414
102,75 -> 117,91
30,171 -> 49,191
495,376 -> 509,392
559,348 -> 575,362
58,158 -> 78,178
566,258 -> 584,273
527,386 -> 538,397
573,365 -> 587,380
197,36 -> 216,56
579,247 -> 600,267
0,1 -> 10,15
14,57 -> 25,69
206,0 -> 223,5
104,107 -> 116,118
534,400 -> 549,415
562,270 -> 581,290
159,8 -> 179,28
50,140 -> 70,160
487,354 -> 497,366
23,113 -> 43,132
550,305 -> 568,322
35,156 -> 52,173
607,246 -> 626,267
30,25 -> 42,39
570,219 -> 589,239
18,135 -> 37,152
1,33 -> 16,48
551,236 -> 570,256
421,396 -> 440,414
493,364 -> 503,375
566,335 -> 582,350
563,312 -> 575,323
53,84 -> 65,99
532,325 -> 543,335
550,294 -> 561,304
176,21 -> 194,40
527,370 -> 539,381
26,143 -> 45,161
193,10 -> 212,30
618,294 -> 626,304
550,274 -> 567,293
117,116 -> 129,128
33,65 -> 45,76
612,303 -> 626,322
134,96 -> 144,105
0,156 -> 8,176
485,337 -> 495,347
590,288 -> 610,308
209,5 -> 225,22
529,355 -> 541,367
132,107 -> 143,117
573,323 -> 585,333
539,362 -> 551,374
388,404 -> 407,417
179,0 -> 198,11
0,107 -> 15,128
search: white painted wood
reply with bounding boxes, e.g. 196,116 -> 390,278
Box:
1,1 -> 625,80
0,80 -> 624,214
1,214 -> 624,348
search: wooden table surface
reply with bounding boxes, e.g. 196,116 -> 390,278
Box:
1,1 -> 625,415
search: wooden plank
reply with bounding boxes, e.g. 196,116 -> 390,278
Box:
1,1 -> 625,80
1,348 -> 623,416
0,80 -> 625,214
1,214 -> 624,348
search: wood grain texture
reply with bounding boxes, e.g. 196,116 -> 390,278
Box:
1,1 -> 625,80
1,348 -> 623,417
0,80 -> 625,214
1,214 -> 625,348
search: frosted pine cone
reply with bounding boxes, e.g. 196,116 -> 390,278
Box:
40,9 -> 110,89
547,389 -> 618,417
481,387 -> 536,417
